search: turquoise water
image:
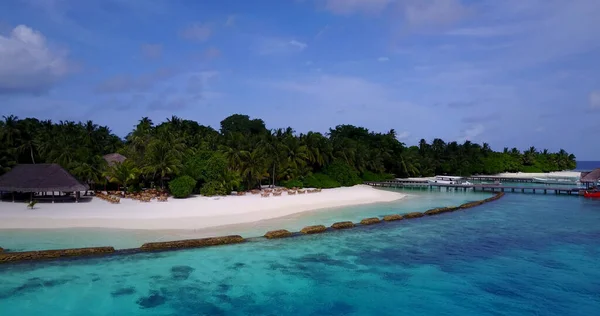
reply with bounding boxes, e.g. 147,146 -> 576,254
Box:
1,193 -> 600,315
0,189 -> 483,251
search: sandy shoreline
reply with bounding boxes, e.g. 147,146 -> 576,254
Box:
0,185 -> 407,230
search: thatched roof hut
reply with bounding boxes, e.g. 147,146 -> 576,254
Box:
580,168 -> 600,183
103,153 -> 127,167
0,164 -> 88,192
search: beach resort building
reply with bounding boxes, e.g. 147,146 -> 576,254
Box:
0,164 -> 88,203
580,168 -> 600,189
103,153 -> 127,167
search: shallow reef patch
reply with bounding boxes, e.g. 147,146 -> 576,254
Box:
170,265 -> 195,281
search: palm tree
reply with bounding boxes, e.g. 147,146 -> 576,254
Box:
257,132 -> 283,187
240,149 -> 268,189
399,151 -> 420,177
71,155 -> 106,194
1,115 -> 20,146
302,132 -> 331,168
103,160 -> 140,192
143,138 -> 184,188
280,136 -> 309,180
482,142 -> 491,155
219,132 -> 249,172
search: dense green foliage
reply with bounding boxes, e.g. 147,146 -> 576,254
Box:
360,171 -> 395,182
302,173 -> 340,189
199,181 -> 229,197
0,114 -> 577,196
282,179 -> 304,189
168,176 -> 197,198
324,160 -> 363,187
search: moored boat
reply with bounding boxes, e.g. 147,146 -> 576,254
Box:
427,176 -> 473,186
584,191 -> 600,198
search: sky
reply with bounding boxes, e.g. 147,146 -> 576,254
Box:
0,0 -> 599,159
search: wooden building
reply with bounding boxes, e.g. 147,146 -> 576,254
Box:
0,164 -> 89,203
103,153 -> 127,167
580,169 -> 600,189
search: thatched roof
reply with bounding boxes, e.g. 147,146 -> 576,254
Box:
0,164 -> 88,192
103,153 -> 127,166
580,168 -> 600,183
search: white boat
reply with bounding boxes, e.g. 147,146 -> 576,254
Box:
532,177 -> 580,185
427,176 -> 473,186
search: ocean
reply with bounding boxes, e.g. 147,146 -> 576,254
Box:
576,161 -> 600,171
1,191 -> 599,315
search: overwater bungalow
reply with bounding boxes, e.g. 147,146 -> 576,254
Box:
0,164 -> 89,203
580,168 -> 600,189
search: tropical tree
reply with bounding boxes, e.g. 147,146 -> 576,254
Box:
103,160 -> 140,192
0,113 -> 578,190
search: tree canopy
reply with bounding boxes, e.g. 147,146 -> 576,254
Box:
0,114 -> 577,195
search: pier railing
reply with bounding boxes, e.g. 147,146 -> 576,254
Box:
364,180 -> 582,196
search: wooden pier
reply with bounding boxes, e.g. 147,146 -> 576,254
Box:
463,176 -> 534,183
365,180 -> 582,196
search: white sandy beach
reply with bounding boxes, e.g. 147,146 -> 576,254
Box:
0,185 -> 407,230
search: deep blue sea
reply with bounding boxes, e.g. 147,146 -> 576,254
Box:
576,160 -> 600,171
1,191 -> 600,315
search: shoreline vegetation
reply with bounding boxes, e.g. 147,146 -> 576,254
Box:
0,114 -> 577,199
0,192 -> 505,264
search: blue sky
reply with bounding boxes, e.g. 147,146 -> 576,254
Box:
0,0 -> 599,159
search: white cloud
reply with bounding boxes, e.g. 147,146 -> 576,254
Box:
255,38 -> 307,55
0,25 -> 69,95
459,124 -> 485,142
204,47 -> 221,59
179,23 -> 211,41
445,25 -> 523,37
94,67 -> 178,94
269,74 -> 428,118
251,73 -> 449,136
321,0 -> 393,15
225,15 -> 236,27
378,56 -> 390,62
404,0 -> 469,28
590,90 -> 600,109
444,0 -> 600,68
289,40 -> 308,50
396,131 -> 410,140
141,43 -> 162,59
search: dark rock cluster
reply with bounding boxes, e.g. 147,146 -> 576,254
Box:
383,214 -> 403,221
331,221 -> 355,229
140,235 -> 244,251
300,225 -> 328,234
360,217 -> 381,225
0,247 -> 114,263
264,230 -> 293,239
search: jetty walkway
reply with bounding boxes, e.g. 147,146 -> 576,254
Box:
365,178 -> 582,196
